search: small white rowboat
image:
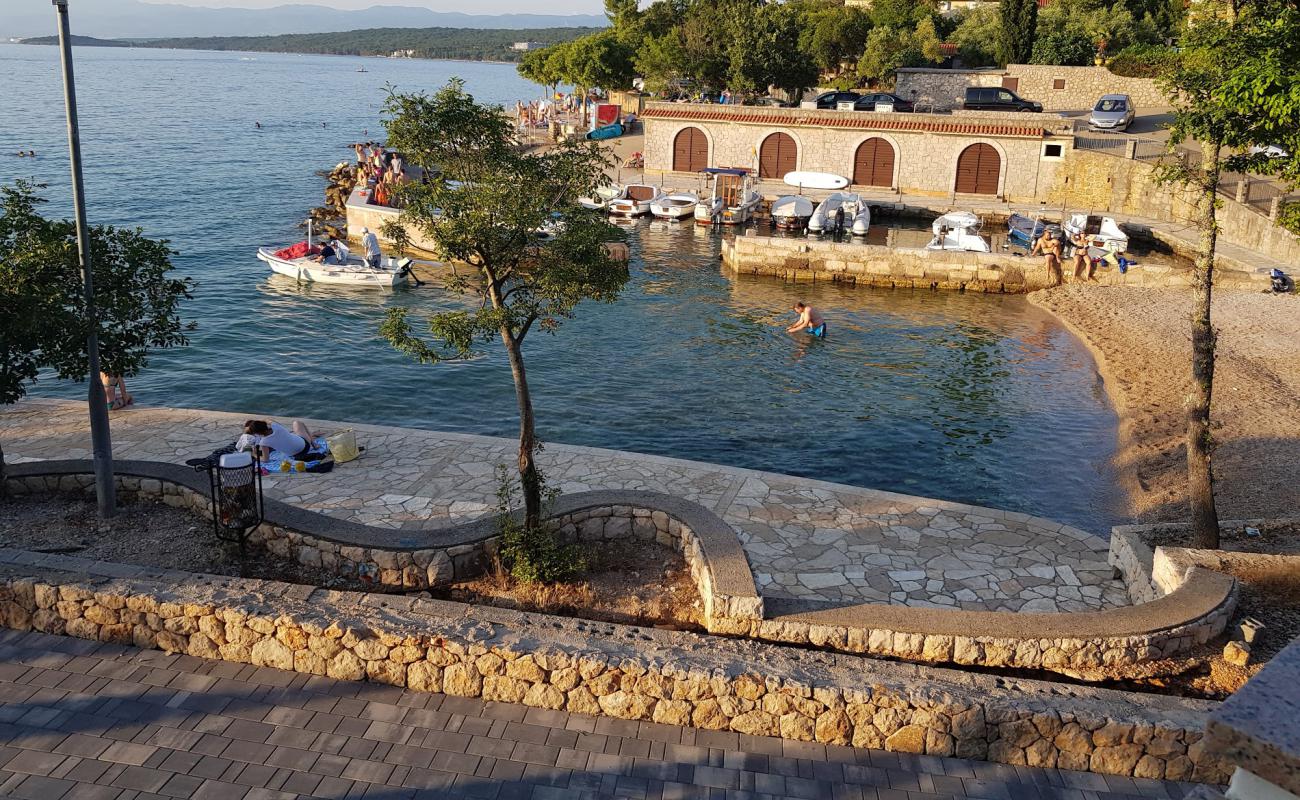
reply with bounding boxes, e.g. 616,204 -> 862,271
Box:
257,247 -> 409,287
650,193 -> 699,220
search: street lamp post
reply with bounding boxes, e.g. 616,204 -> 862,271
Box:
52,0 -> 116,517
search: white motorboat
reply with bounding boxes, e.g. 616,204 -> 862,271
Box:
926,211 -> 991,253
694,167 -> 760,225
257,246 -> 410,287
1062,214 -> 1129,254
808,192 -> 870,235
608,184 -> 664,217
650,192 -> 699,220
578,184 -> 626,211
770,195 -> 815,230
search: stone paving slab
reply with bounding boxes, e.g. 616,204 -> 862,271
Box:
0,629 -> 1202,800
0,400 -> 1130,613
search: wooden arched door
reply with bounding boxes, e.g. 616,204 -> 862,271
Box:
954,143 -> 1000,195
672,127 -> 709,172
758,132 -> 797,179
853,137 -> 895,187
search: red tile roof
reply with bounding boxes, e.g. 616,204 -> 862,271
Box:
641,105 -> 1053,138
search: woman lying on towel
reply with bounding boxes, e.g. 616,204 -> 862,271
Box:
240,419 -> 317,461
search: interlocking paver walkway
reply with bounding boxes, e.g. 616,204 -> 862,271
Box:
1,399 -> 1129,612
0,629 -> 1200,800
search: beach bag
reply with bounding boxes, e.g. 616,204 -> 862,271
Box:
326,429 -> 360,463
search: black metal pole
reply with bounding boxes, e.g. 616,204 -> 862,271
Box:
53,0 -> 115,517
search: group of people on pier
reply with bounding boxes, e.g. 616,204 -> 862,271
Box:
352,142 -> 409,208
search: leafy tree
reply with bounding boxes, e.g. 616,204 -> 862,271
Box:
858,19 -> 944,85
379,82 -> 629,533
517,46 -> 565,93
728,2 -> 819,100
1154,0 -> 1299,548
869,0 -> 937,31
0,181 -> 192,498
1035,0 -> 1154,58
1030,30 -> 1097,65
563,30 -> 637,92
798,2 -> 873,80
951,6 -> 1002,67
997,0 -> 1038,65
635,29 -> 689,94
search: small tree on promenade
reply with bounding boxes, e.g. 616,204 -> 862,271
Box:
0,181 -> 193,495
1155,0 -> 1299,548
379,81 -> 628,540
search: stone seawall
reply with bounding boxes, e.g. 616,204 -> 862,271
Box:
895,65 -> 1165,112
720,235 -> 1268,293
0,549 -> 1230,782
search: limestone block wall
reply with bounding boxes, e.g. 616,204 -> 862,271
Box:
343,189 -> 441,255
895,68 -> 1005,110
895,66 -> 1164,112
0,550 -> 1231,782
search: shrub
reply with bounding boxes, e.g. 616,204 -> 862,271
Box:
1030,30 -> 1096,66
1279,201 -> 1300,237
493,464 -> 586,584
1107,43 -> 1175,77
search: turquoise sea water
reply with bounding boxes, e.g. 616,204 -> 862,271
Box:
0,44 -> 1122,533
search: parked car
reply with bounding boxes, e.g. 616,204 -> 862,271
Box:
746,97 -> 794,108
812,91 -> 862,109
962,86 -> 1042,112
853,92 -> 915,112
1088,94 -> 1135,132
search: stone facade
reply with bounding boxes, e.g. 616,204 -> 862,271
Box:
0,548 -> 1232,782
896,65 -> 1165,112
642,103 -> 1074,202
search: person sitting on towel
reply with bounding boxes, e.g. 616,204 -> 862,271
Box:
241,419 -> 316,461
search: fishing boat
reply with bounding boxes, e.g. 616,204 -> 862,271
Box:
808,192 -> 870,235
1007,213 -> 1061,245
770,195 -> 815,230
1062,214 -> 1129,253
608,184 -> 664,217
650,192 -> 699,220
926,211 -> 991,252
694,168 -> 761,225
578,184 -> 627,211
257,220 -> 409,287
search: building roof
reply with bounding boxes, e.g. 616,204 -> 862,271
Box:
641,103 -> 1062,138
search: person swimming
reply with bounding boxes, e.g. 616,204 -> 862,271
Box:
786,301 -> 827,338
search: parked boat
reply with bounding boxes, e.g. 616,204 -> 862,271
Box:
926,211 -> 991,252
608,184 -> 664,217
578,184 -> 626,211
808,192 -> 870,235
782,172 -> 849,191
586,122 -> 624,141
770,195 -> 815,230
650,192 -> 699,220
1007,213 -> 1061,245
694,168 -> 761,225
1062,214 -> 1129,253
257,245 -> 409,287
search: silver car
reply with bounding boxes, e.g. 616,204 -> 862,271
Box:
1089,94 -> 1135,132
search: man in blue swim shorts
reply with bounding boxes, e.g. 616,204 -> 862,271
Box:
787,301 -> 827,338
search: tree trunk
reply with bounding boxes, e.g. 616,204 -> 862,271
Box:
1188,140 -> 1221,549
500,327 -> 541,530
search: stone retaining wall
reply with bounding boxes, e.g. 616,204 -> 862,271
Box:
895,65 -> 1164,112
721,235 -> 1269,293
0,549 -> 1230,782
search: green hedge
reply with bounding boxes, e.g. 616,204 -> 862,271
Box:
1106,44 -> 1176,78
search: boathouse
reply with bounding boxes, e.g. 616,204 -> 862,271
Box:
641,103 -> 1076,203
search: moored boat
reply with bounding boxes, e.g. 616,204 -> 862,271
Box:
579,184 -> 627,211
770,195 -> 815,229
257,244 -> 409,287
694,168 -> 760,225
650,192 -> 699,220
1007,213 -> 1060,245
608,184 -> 664,217
808,192 -> 869,235
926,211 -> 991,252
1062,213 -> 1129,254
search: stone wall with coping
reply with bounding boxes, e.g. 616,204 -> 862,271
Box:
721,235 -> 1270,293
894,68 -> 1005,110
0,549 -> 1231,782
6,465 -> 1239,674
895,66 -> 1165,112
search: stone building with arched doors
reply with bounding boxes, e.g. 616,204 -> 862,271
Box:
642,103 -> 1076,203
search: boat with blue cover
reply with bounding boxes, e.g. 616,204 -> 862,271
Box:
1008,213 -> 1060,245
586,122 -> 624,141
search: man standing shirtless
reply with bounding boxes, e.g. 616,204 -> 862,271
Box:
787,302 -> 827,338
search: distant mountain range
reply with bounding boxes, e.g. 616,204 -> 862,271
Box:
1,0 -> 606,40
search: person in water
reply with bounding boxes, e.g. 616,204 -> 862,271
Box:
787,301 -> 827,338
241,419 -> 316,461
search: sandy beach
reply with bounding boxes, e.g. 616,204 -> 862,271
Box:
1033,285 -> 1300,524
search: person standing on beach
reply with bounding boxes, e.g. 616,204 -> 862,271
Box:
361,227 -> 381,268
1032,229 -> 1063,287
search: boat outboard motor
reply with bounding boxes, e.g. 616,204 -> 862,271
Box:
1270,268 -> 1292,293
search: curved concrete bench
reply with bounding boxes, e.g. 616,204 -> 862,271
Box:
5,460 -> 763,633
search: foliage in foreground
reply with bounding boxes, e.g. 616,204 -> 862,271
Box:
493,465 -> 585,584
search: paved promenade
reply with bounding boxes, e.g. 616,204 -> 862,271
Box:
0,629 -> 1196,800
0,400 -> 1128,613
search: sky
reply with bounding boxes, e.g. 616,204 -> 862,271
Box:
140,0 -> 605,10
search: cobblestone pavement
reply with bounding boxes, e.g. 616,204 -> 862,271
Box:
0,630 -> 1198,800
0,400 -> 1129,612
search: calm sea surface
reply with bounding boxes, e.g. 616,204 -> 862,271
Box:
0,44 -> 1122,533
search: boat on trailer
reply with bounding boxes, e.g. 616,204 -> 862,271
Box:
926,211 -> 991,252
695,168 -> 761,225
257,222 -> 410,287
650,192 -> 699,220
